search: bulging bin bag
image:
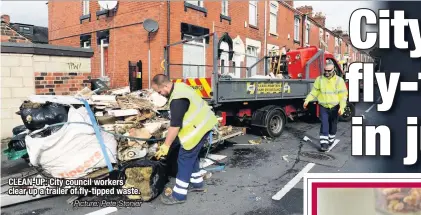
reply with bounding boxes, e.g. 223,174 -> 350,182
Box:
119,159 -> 168,202
25,106 -> 118,179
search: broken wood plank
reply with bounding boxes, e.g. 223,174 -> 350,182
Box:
108,109 -> 139,117
28,95 -> 92,105
91,95 -> 116,102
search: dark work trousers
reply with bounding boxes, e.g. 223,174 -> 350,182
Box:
172,131 -> 210,201
319,104 -> 339,145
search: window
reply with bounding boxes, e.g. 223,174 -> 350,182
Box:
246,46 -> 258,77
294,17 -> 300,41
305,22 -> 310,45
82,0 -> 89,15
269,1 -> 278,34
18,26 -> 31,35
222,0 -> 228,16
80,34 -> 91,48
249,1 -> 258,27
183,35 -> 206,78
187,1 -> 203,7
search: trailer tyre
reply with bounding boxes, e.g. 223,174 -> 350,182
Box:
339,102 -> 355,122
262,109 -> 285,138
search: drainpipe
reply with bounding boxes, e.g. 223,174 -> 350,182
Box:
166,0 -> 170,74
263,0 -> 267,73
301,14 -> 307,47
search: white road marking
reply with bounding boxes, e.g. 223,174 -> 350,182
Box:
85,207 -> 117,215
365,97 -> 382,113
272,139 -> 340,201
273,97 -> 381,201
272,163 -> 315,200
327,139 -> 340,152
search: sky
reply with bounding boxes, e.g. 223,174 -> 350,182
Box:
0,1 -> 381,29
1,1 -> 48,26
294,1 -> 380,32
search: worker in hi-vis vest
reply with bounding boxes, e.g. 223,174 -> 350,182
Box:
152,74 -> 219,205
303,63 -> 348,152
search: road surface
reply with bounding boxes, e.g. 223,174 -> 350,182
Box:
1,94 -> 382,215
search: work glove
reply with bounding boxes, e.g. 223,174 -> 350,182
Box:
303,101 -> 308,109
155,144 -> 170,160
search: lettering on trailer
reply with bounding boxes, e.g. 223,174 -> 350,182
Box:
246,82 -> 291,94
172,78 -> 212,98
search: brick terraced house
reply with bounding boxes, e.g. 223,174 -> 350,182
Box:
48,1 -> 373,89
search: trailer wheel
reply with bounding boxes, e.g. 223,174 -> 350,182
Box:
339,102 -> 355,122
262,109 -> 285,138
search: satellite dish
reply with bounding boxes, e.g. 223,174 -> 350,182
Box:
143,19 -> 159,33
98,1 -> 118,10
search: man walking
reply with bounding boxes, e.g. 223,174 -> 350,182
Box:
151,74 -> 218,205
304,63 -> 348,152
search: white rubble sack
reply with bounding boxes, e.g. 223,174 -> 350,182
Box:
25,106 -> 118,179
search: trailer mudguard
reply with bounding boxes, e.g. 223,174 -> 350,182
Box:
251,105 -> 287,128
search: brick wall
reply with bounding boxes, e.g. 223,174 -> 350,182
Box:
49,1 -> 366,88
32,56 -> 91,95
0,53 -> 91,138
1,23 -> 31,43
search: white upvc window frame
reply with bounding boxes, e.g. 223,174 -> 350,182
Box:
83,41 -> 90,48
269,1 -> 278,34
294,16 -> 300,41
186,1 -> 204,7
304,21 -> 310,45
249,1 -> 258,27
182,34 -> 206,78
82,0 -> 89,15
100,38 -> 109,77
222,0 -> 228,16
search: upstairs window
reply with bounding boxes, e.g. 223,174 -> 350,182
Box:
222,0 -> 228,16
82,0 -> 89,15
186,1 -> 204,7
305,22 -> 310,45
269,1 -> 278,34
249,1 -> 258,26
294,16 -> 300,41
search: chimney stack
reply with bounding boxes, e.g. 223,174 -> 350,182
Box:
313,12 -> 326,27
333,27 -> 343,36
285,1 -> 294,8
1,14 -> 10,24
297,5 -> 313,16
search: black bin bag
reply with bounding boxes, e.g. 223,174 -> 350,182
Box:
12,125 -> 27,135
18,101 -> 69,131
8,133 -> 27,151
119,159 -> 168,202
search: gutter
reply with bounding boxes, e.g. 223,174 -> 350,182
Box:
167,0 -> 171,71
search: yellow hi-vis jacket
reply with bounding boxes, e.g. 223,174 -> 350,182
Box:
305,75 -> 348,113
168,82 -> 219,150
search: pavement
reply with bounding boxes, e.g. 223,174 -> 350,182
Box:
0,93 -> 382,215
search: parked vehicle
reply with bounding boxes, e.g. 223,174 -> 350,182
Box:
164,32 -> 355,138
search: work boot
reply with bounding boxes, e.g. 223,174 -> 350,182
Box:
319,143 -> 329,152
188,184 -> 207,192
160,193 -> 186,205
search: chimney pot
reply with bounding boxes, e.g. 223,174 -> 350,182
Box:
1,14 -> 10,24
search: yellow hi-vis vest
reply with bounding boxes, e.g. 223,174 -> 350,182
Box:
305,75 -> 348,112
168,82 -> 219,150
